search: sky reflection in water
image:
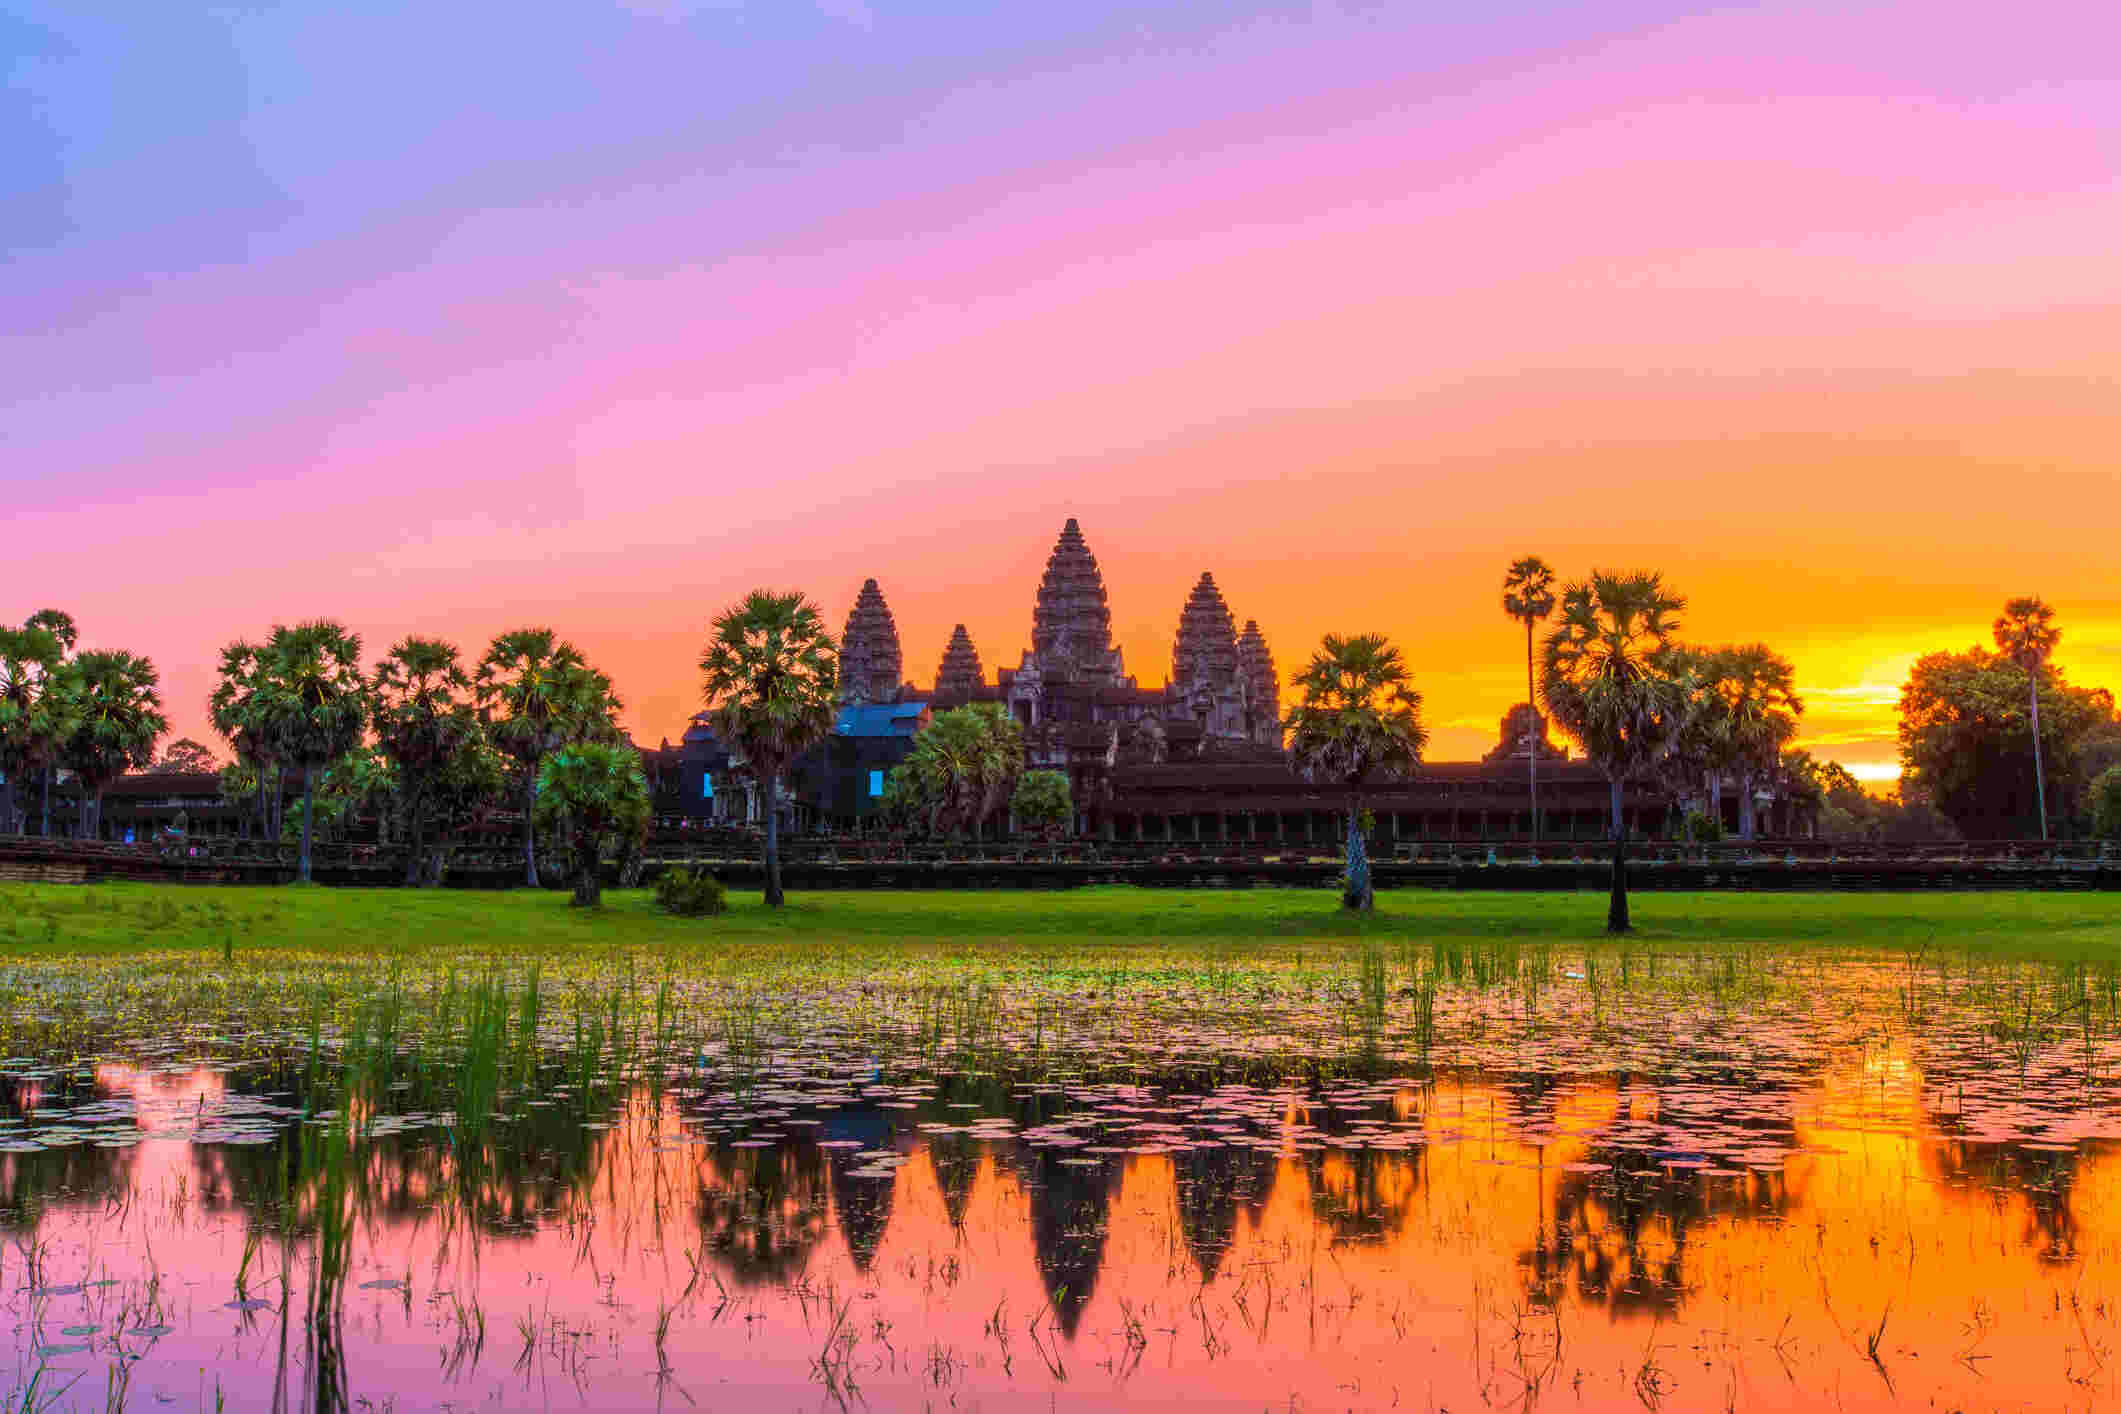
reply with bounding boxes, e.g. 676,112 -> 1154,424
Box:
3,967 -> 2121,1411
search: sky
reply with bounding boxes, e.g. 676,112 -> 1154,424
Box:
8,1 -> 2120,778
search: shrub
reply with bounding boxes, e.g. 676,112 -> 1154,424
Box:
654,865 -> 727,917
1010,768 -> 1073,839
1682,809 -> 1724,843
2093,766 -> 2121,841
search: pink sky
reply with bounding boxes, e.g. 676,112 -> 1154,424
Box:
9,2 -> 2119,774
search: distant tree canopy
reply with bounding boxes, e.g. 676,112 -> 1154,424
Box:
1898,646 -> 2120,839
1784,749 -> 1956,843
158,736 -> 219,773
2089,766 -> 2121,842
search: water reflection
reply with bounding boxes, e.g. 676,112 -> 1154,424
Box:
6,1035 -> 2121,1409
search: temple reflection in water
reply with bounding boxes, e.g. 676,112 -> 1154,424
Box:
5,1046 -> 2121,1411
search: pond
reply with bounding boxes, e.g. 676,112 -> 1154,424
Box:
2,938 -> 2119,1411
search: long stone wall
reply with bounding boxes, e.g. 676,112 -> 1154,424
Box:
3,835 -> 2115,891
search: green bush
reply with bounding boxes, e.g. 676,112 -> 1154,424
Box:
2092,765 -> 2121,841
654,866 -> 727,917
1682,809 -> 1724,843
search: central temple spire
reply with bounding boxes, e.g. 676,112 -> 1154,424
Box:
1030,517 -> 1116,680
1171,571 -> 1238,690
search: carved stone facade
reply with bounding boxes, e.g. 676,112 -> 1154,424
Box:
838,578 -> 907,707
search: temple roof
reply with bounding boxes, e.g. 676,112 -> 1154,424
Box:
834,701 -> 928,738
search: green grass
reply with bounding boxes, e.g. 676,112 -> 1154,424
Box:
2,881 -> 2119,961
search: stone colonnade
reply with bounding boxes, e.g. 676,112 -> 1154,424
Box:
1102,804 -> 1670,843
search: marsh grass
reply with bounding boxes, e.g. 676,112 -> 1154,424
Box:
6,885 -> 2121,1413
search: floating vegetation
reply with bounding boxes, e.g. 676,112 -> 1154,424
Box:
2,932 -> 2121,1408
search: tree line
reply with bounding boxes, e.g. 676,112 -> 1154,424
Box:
1286,564 -> 2117,928
0,610 -> 652,903
0,611 -> 166,840
5,574 -> 2116,924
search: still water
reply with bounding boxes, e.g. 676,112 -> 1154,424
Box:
3,946 -> 2120,1411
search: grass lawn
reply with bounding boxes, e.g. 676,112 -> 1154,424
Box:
2,881 -> 2119,962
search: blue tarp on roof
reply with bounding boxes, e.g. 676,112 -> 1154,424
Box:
834,701 -> 928,738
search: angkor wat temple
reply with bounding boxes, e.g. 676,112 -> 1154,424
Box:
825,518 -> 1708,841
833,518 -> 1292,827
672,517 -> 1806,839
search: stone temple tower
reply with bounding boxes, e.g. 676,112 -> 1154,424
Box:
1170,572 -> 1242,733
838,578 -> 905,706
1028,518 -> 1123,684
935,624 -> 985,699
1237,619 -> 1280,748
1171,573 -> 1239,686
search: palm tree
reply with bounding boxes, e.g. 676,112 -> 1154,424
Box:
56,650 -> 168,839
1,611 -> 79,835
257,621 -> 369,883
699,590 -> 839,908
898,705 -> 1024,838
0,619 -> 75,835
1501,556 -> 1558,846
210,639 -> 279,841
1540,570 -> 1687,933
1283,633 -> 1427,912
1709,644 -> 1802,841
373,637 -> 477,884
1993,596 -> 2060,841
1655,646 -> 1727,834
475,628 -> 596,887
533,741 -> 650,907
321,745 -> 397,842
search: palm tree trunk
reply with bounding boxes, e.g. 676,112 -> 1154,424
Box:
79,784 -> 92,839
1343,791 -> 1372,912
524,766 -> 540,887
574,827 -> 600,907
2030,673 -> 2049,841
1738,772 -> 1757,841
764,771 -> 785,908
1607,776 -> 1630,933
299,773 -> 316,883
1525,620 -> 1539,847
41,767 -> 52,837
